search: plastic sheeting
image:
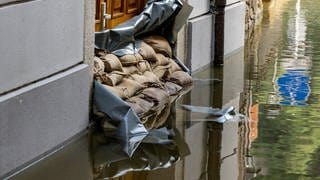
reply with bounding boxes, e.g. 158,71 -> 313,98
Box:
95,0 -> 193,56
92,128 -> 190,179
94,81 -> 148,157
93,0 -> 193,157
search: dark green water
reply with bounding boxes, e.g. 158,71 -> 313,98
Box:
245,0 -> 320,179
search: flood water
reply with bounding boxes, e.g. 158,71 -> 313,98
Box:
7,0 -> 320,179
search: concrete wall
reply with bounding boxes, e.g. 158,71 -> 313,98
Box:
187,14 -> 213,72
214,1 -> 245,64
0,0 -> 94,177
0,0 -> 84,94
178,0 -> 245,71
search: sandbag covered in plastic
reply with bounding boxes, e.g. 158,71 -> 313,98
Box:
93,0 -> 193,157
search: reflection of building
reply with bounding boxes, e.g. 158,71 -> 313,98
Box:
275,0 -> 311,106
249,104 -> 259,142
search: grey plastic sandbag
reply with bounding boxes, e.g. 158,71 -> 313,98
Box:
94,81 -> 148,156
95,0 -> 193,55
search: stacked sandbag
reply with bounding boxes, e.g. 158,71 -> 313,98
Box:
94,35 -> 192,129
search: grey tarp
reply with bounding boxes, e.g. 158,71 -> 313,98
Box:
94,81 -> 148,157
93,0 -> 193,156
92,128 -> 190,179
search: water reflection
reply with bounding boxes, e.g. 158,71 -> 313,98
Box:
245,0 -> 320,179
276,0 -> 311,106
10,48 -> 247,180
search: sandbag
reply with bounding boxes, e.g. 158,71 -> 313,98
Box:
126,102 -> 145,117
141,88 -> 170,106
117,78 -> 145,98
168,60 -> 182,73
164,81 -> 183,95
122,66 -> 140,74
151,104 -> 171,129
143,35 -> 172,58
167,71 -> 193,86
94,57 -> 105,74
104,73 -> 124,86
153,65 -> 170,80
127,95 -> 154,113
102,85 -> 128,99
143,71 -> 161,84
119,53 -> 143,66
156,53 -> 171,66
136,60 -> 152,73
138,41 -> 158,62
101,54 -> 123,73
130,74 -> 155,85
95,72 -> 109,84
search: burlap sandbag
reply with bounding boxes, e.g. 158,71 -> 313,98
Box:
136,60 -> 152,73
95,72 -> 109,84
150,103 -> 171,129
102,85 -> 127,99
104,73 -> 124,86
156,53 -> 171,66
138,41 -> 158,62
168,60 -> 182,73
164,81 -> 183,95
143,71 -> 161,84
117,78 -> 145,98
126,102 -> 145,117
143,35 -> 172,58
152,65 -> 170,80
130,71 -> 161,86
127,95 -> 154,113
122,66 -> 140,74
167,71 -> 193,86
94,57 -> 105,74
101,54 -> 123,73
119,53 -> 143,66
141,88 -> 170,106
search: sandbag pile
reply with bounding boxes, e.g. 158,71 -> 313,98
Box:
94,35 -> 192,129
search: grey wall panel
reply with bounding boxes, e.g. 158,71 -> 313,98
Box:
188,0 -> 209,19
187,15 -> 213,72
0,65 -> 90,176
0,0 -> 84,94
224,2 -> 245,56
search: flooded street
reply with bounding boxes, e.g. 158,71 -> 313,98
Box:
8,0 -> 320,179
243,0 -> 320,179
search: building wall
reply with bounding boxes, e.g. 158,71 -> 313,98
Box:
177,0 -> 246,70
0,0 -> 94,177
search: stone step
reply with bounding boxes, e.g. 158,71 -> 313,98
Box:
0,64 -> 90,177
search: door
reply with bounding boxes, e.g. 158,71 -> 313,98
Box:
95,0 -> 147,31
